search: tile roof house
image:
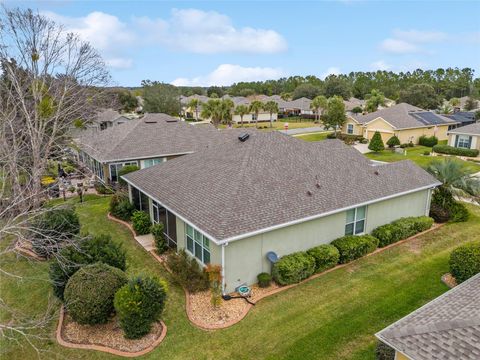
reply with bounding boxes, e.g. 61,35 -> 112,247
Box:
376,274 -> 480,360
447,122 -> 480,152
75,113 -> 222,183
122,131 -> 440,293
342,103 -> 459,144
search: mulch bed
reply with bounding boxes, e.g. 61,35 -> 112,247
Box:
57,307 -> 166,357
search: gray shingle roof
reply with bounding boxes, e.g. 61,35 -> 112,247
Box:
123,132 -> 439,241
92,109 -> 122,125
76,113 -> 220,162
448,122 -> 480,136
376,274 -> 480,360
352,103 -> 458,129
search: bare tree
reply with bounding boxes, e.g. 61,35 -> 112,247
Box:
0,7 -> 110,354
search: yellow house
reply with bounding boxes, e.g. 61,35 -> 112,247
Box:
342,103 -> 459,144
447,122 -> 480,152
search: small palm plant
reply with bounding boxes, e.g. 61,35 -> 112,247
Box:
264,100 -> 279,128
249,100 -> 264,128
234,104 -> 249,127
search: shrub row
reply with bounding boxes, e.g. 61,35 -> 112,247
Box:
166,250 -> 209,292
418,135 -> 438,147
449,242 -> 480,283
432,144 -> 479,157
109,194 -> 135,221
331,235 -> 379,264
372,216 -> 434,247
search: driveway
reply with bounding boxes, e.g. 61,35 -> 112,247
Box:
353,143 -> 371,154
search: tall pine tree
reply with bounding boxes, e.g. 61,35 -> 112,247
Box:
368,131 -> 385,152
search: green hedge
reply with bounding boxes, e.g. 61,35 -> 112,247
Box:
64,263 -> 127,325
306,244 -> 340,273
272,252 -> 316,285
372,216 -> 434,247
418,135 -> 438,147
331,235 -> 379,264
131,210 -> 152,235
432,144 -> 479,157
449,243 -> 480,283
110,194 -> 135,221
257,272 -> 272,288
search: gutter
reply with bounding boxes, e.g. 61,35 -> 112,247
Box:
121,175 -> 440,246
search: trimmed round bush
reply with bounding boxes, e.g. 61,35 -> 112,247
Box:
306,244 -> 340,273
131,210 -> 152,235
64,263 -> 127,325
272,252 -> 315,285
110,194 -> 135,221
449,243 -> 480,283
257,272 -> 272,288
372,216 -> 434,247
418,135 -> 438,147
50,234 -> 127,300
30,205 -> 80,257
331,235 -> 379,264
386,135 -> 400,148
114,276 -> 167,339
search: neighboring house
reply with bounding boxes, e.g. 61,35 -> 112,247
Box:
282,97 -> 313,116
447,122 -> 480,152
122,131 -> 439,293
444,111 -> 477,127
344,97 -> 366,112
376,273 -> 480,360
342,103 -> 459,143
89,109 -> 131,131
75,113 -> 221,183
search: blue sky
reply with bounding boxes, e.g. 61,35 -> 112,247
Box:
12,1 -> 480,86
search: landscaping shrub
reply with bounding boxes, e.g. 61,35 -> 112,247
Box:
30,205 -> 80,257
131,210 -> 152,235
368,131 -> 385,152
449,242 -> 480,283
429,189 -> 469,223
272,252 -> 316,285
49,234 -> 127,300
64,263 -> 127,325
118,165 -> 140,185
151,223 -> 167,253
432,145 -> 479,157
386,135 -> 400,148
449,201 -> 469,222
331,235 -> 379,264
94,181 -> 114,195
423,151 -> 431,156
375,341 -> 395,360
257,272 -> 272,288
205,264 -> 222,307
418,135 -> 438,147
429,202 -> 450,223
372,216 -> 434,247
109,194 -> 135,221
306,244 -> 340,273
165,250 -> 209,292
114,276 -> 167,339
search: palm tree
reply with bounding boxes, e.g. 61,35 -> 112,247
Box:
234,104 -> 249,127
264,101 -> 279,128
187,98 -> 201,121
221,98 -> 235,127
310,95 -> 328,123
427,158 -> 480,206
249,100 -> 264,128
438,104 -> 453,115
449,97 -> 460,107
201,99 -> 222,128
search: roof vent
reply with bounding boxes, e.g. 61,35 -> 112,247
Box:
315,183 -> 321,189
144,120 -> 157,124
238,133 -> 250,142
374,170 -> 379,175
307,190 -> 313,196
166,119 -> 178,123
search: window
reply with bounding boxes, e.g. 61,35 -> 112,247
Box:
347,123 -> 354,135
345,206 -> 366,235
109,161 -> 138,182
185,224 -> 210,265
131,186 -> 149,213
252,113 -> 257,121
457,135 -> 471,149
143,158 -> 165,168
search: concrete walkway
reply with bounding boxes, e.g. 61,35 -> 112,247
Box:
279,126 -> 326,135
134,234 -> 155,251
353,143 -> 371,154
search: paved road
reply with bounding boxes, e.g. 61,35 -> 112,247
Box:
279,126 -> 326,135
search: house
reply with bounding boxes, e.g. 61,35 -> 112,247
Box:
342,103 -> 459,144
447,122 -> 480,152
75,113 -> 222,183
444,111 -> 477,127
344,97 -> 366,112
122,131 -> 439,293
281,97 -> 313,116
375,273 -> 480,360
89,109 -> 131,131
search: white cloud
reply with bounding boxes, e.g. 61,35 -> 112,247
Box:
171,64 -> 285,86
321,67 -> 341,79
370,60 -> 391,71
135,9 -> 287,54
380,38 -> 419,54
41,11 -> 135,69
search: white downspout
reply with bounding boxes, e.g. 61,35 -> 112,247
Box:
425,188 -> 433,216
221,242 -> 228,295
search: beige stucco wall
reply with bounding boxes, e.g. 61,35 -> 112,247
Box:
394,125 -> 450,144
395,351 -> 411,360
232,112 -> 277,123
219,189 -> 430,293
341,117 -> 363,135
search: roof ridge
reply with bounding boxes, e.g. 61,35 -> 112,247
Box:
105,118 -> 146,159
384,317 -> 480,338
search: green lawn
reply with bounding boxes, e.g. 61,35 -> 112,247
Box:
219,119 -> 322,131
366,145 -> 480,174
1,196 -> 480,359
294,132 -> 332,142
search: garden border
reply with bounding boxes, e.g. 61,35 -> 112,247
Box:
107,212 -> 444,331
56,306 -> 167,358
